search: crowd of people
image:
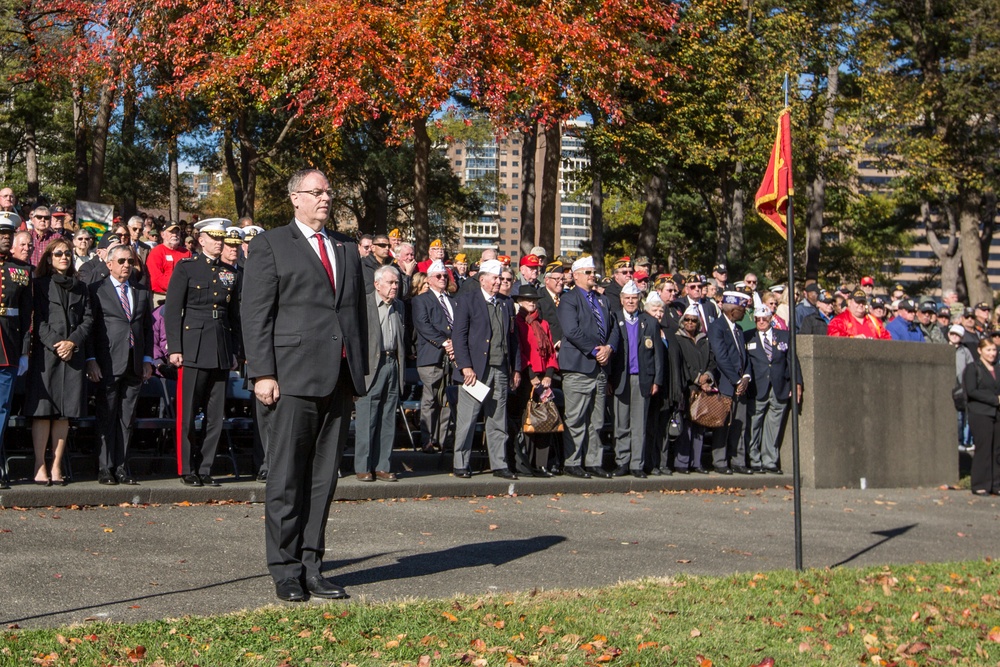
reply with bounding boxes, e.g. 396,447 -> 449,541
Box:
0,182 -> 995,500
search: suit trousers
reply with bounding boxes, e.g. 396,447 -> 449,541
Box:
673,406 -> 705,471
453,365 -> 509,471
747,389 -> 789,469
265,374 -> 352,583
613,375 -> 647,470
252,399 -> 273,475
712,391 -> 748,468
417,364 -> 451,448
967,412 -> 1000,494
354,356 -> 399,474
561,368 -> 608,468
95,368 -> 142,470
177,366 -> 227,476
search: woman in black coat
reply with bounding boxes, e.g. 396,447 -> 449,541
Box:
672,305 -> 717,474
26,238 -> 93,485
963,338 -> 1000,496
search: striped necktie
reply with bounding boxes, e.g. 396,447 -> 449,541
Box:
119,282 -> 134,347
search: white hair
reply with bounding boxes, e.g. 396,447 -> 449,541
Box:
374,264 -> 399,282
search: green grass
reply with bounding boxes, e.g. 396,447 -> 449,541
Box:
4,561 -> 1000,666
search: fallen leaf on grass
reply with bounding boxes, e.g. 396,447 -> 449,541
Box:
442,612 -> 458,622
126,645 -> 147,663
636,641 -> 658,651
418,655 -> 431,666
690,628 -> 701,637
988,627 -> 1000,643
750,659 -> 775,667
696,654 -> 712,667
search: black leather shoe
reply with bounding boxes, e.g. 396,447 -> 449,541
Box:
713,466 -> 734,475
659,467 -> 673,476
115,465 -> 137,485
674,467 -> 690,474
98,468 -> 119,485
586,466 -> 613,479
548,465 -> 563,476
493,469 -> 517,480
751,466 -> 764,473
181,474 -> 203,487
611,464 -> 630,477
732,465 -> 753,475
565,466 -> 591,479
764,466 -> 784,474
453,468 -> 472,479
305,575 -> 349,599
531,467 -> 553,478
256,470 -> 268,483
275,577 -> 307,602
200,474 -> 221,487
693,467 -> 711,474
631,470 -> 648,479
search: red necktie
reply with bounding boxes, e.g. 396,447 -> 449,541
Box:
314,233 -> 335,293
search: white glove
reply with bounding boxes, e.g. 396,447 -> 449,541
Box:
17,355 -> 28,376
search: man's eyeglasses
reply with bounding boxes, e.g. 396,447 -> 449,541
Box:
115,258 -> 136,266
50,250 -> 70,258
617,269 -> 634,275
294,189 -> 334,198
34,215 -> 51,220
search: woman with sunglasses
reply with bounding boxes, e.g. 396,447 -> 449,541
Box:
672,305 -> 717,474
25,238 -> 93,485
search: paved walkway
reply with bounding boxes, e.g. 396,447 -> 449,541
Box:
1,477 -> 995,629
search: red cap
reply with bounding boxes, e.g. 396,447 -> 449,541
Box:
519,254 -> 542,268
860,276 -> 874,286
633,270 -> 649,281
498,255 -> 512,266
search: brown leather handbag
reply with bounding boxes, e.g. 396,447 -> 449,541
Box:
522,396 -> 564,434
689,384 -> 732,428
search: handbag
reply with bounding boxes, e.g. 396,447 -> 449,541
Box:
522,389 -> 564,434
689,383 -> 733,428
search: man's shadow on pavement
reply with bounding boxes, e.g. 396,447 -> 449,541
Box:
325,535 -> 566,586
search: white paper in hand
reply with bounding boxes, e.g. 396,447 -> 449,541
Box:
461,379 -> 491,402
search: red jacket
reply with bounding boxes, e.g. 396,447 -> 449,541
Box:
515,312 -> 559,376
147,243 -> 192,294
827,311 -> 890,339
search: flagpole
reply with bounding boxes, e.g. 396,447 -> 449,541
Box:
784,73 -> 804,571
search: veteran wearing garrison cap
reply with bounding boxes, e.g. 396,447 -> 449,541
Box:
707,290 -> 754,475
165,217 -> 243,488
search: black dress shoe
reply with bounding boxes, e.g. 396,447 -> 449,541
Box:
256,470 -> 268,483
275,577 -> 307,602
673,467 -> 690,474
586,466 -> 613,479
648,467 -> 662,476
631,469 -> 648,479
659,467 -> 673,476
732,465 -> 753,475
763,466 -> 784,474
98,469 -> 119,485
305,575 -> 349,599
548,465 -> 563,476
751,466 -> 764,474
611,464 -> 630,477
200,474 -> 221,487
181,474 -> 203,487
713,466 -> 734,475
453,468 -> 472,479
693,467 -> 711,474
493,469 -> 517,480
531,467 -> 553,478
115,465 -> 138,485
565,466 -> 591,479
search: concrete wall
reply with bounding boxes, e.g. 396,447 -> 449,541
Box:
778,335 -> 956,489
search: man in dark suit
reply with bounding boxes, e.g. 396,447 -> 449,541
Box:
77,233 -> 122,285
537,261 -> 564,346
707,291 -> 753,475
609,281 -> 664,478
744,306 -> 801,473
242,168 -> 368,603
450,258 -> 520,479
682,273 -> 719,331
126,215 -> 152,286
411,260 -> 454,453
87,245 -> 154,485
0,212 -> 32,490
354,265 -> 405,481
557,255 -> 621,479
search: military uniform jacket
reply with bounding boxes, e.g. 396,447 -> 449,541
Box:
0,256 -> 32,366
164,255 -> 242,369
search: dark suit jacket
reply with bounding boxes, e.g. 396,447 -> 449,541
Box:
609,312 -> 664,398
242,221 -> 368,397
451,288 -> 520,382
536,287 -> 563,345
411,289 -> 453,367
964,360 -> 1000,417
77,256 -> 110,285
708,315 -> 748,398
364,290 -> 405,392
89,277 -> 154,377
557,286 -> 621,374
744,327 -> 800,401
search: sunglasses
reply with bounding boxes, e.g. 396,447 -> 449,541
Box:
681,318 -> 699,323
34,215 -> 51,220
115,258 -> 137,266
50,250 -> 70,258
372,242 -> 390,248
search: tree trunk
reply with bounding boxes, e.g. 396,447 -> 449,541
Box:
537,123 -> 560,256
168,135 -> 180,222
236,113 -> 258,218
86,84 -> 114,201
590,170 -> 604,273
924,201 -> 961,296
120,86 -> 138,220
636,162 -> 669,261
72,83 -> 88,202
959,189 -> 992,308
413,116 -> 430,258
24,118 -> 38,201
223,126 -> 245,217
728,162 -> 745,259
805,60 -> 840,282
519,124 -> 538,256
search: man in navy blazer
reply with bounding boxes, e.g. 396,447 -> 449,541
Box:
744,306 -> 802,473
557,255 -> 621,479
411,260 -> 455,452
707,290 -> 753,474
608,281 -> 664,478
450,258 -> 521,479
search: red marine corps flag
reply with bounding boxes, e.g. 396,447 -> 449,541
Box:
754,108 -> 793,239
